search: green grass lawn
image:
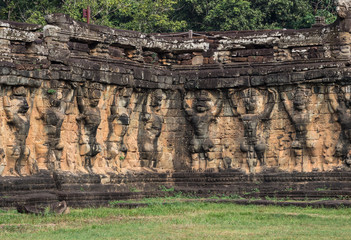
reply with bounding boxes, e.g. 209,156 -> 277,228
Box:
1,200 -> 351,240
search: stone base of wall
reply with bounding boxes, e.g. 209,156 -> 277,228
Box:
1,171 -> 351,208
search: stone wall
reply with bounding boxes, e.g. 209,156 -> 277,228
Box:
1,11 -> 351,178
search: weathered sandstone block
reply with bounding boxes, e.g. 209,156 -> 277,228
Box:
1,7 -> 351,178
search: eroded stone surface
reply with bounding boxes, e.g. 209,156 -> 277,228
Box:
1,9 -> 351,179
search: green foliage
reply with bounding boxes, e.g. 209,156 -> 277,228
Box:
338,195 -> 350,200
315,187 -> 330,191
115,0 -> 187,32
59,0 -> 186,32
61,0 -> 122,27
252,188 -> 260,193
310,0 -> 337,24
265,196 -> 278,201
0,0 -> 62,25
0,0 -> 339,32
250,0 -> 315,29
129,186 -> 141,192
205,0 -> 264,31
47,89 -> 56,94
159,185 -> 175,192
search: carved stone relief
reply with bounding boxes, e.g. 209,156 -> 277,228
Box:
183,90 -> 223,171
328,85 -> 351,166
107,87 -> 133,171
138,89 -> 165,168
75,82 -> 102,173
35,81 -> 74,171
0,82 -> 346,176
336,0 -> 351,18
228,88 -> 277,173
281,85 -> 324,172
3,87 -> 31,175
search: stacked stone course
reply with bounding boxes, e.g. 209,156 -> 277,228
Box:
1,12 -> 351,176
2,5 -> 351,207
